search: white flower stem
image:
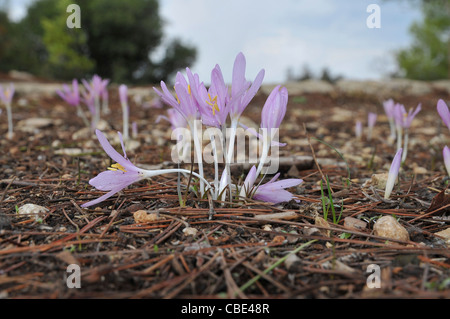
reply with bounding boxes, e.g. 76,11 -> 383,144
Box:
210,133 -> 219,200
94,95 -> 100,129
225,120 -> 238,201
76,104 -> 90,127
144,168 -> 212,197
402,130 -> 409,163
122,102 -> 129,141
256,131 -> 270,177
191,120 -> 205,197
6,103 -> 13,139
388,118 -> 396,142
396,126 -> 403,151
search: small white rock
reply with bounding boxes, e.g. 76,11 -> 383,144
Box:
18,204 -> 49,220
182,227 -> 198,237
374,216 -> 410,242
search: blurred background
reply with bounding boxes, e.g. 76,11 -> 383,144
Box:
0,0 -> 449,85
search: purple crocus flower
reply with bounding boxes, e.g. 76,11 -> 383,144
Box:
56,79 -> 80,107
241,166 -> 302,204
256,85 -> 288,176
443,146 -> 450,177
0,83 -> 15,106
384,148 -> 402,200
81,129 -> 211,208
437,99 -> 450,131
367,112 -> 377,141
156,108 -> 188,130
393,103 -> 421,129
229,52 -> 265,122
261,85 -> 288,130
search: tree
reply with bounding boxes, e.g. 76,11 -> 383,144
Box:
395,0 -> 450,80
42,0 -> 95,79
1,0 -> 197,83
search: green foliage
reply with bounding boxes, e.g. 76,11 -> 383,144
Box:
42,0 -> 94,79
0,0 -> 196,83
395,0 -> 450,80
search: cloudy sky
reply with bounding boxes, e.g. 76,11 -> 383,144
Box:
7,0 -> 422,84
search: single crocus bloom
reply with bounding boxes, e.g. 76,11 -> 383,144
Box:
367,112 -> 377,141
56,79 -> 80,107
384,148 -> 402,200
437,99 -> 450,131
0,83 -> 15,106
81,129 -> 211,208
241,166 -> 302,204
443,146 -> 450,176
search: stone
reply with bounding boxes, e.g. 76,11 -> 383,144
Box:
133,210 -> 159,223
373,216 -> 410,242
434,227 -> 450,245
18,204 -> 49,221
344,217 -> 367,231
17,118 -> 54,133
182,227 -> 198,237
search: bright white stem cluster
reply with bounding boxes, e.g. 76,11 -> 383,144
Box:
443,146 -> 450,176
5,102 -> 13,139
121,101 -> 129,141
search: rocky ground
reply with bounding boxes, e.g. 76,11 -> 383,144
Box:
0,71 -> 449,299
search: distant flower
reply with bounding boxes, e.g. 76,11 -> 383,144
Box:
443,146 -> 450,177
393,103 -> 421,129
0,83 -> 15,106
355,120 -> 363,139
384,148 -> 402,200
383,99 -> 395,119
241,166 -> 302,204
367,112 -> 377,141
437,99 -> 450,130
56,79 -> 80,107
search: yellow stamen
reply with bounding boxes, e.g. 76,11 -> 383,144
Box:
108,163 -> 127,173
206,93 -> 220,115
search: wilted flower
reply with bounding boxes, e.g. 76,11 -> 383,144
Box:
384,148 -> 402,200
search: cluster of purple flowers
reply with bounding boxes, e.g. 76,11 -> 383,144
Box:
383,98 -> 421,162
57,75 -> 110,130
81,53 -> 303,208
